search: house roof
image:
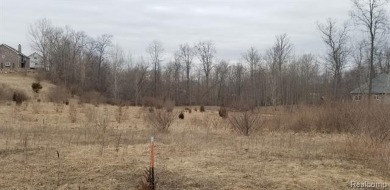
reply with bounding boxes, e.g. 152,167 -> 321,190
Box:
0,44 -> 29,58
28,52 -> 42,58
350,73 -> 390,94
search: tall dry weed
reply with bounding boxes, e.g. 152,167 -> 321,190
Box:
69,102 -> 77,123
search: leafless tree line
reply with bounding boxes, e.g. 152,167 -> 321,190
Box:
28,0 -> 390,106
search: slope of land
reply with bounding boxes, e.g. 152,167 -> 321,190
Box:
0,74 -> 389,189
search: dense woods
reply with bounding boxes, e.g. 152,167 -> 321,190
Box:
28,0 -> 390,107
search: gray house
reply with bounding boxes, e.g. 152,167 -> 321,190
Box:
351,73 -> 390,103
0,44 -> 30,69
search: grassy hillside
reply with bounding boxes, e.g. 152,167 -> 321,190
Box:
0,72 -> 56,101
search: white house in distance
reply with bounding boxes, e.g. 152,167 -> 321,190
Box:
28,52 -> 43,69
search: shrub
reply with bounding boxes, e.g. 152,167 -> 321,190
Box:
31,82 -> 42,93
105,98 -> 121,106
364,105 -> 390,143
288,113 -> 315,133
164,100 -> 175,112
69,85 -> 82,97
47,86 -> 69,103
142,97 -> 163,108
229,111 -> 260,136
12,90 -> 29,105
200,105 -> 205,112
179,112 -> 184,119
315,104 -> 362,133
80,90 -> 104,106
146,109 -> 176,132
142,97 -> 156,107
283,103 -> 390,142
218,107 -> 228,119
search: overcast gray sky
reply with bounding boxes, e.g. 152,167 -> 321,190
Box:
0,0 -> 352,61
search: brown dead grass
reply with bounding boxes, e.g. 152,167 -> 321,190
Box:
0,102 -> 389,189
0,74 -> 389,189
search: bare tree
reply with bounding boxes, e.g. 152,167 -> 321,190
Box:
242,47 -> 261,106
195,41 -> 216,104
110,44 -> 125,100
351,0 -> 389,101
268,34 -> 293,105
95,34 -> 113,90
318,19 -> 349,99
243,47 -> 261,82
214,60 -> 230,105
147,41 -> 164,98
297,54 -> 320,104
29,18 -> 53,71
383,43 -> 390,74
232,63 -> 245,102
173,53 -> 182,103
377,42 -> 390,74
134,58 -> 149,106
177,44 -> 194,105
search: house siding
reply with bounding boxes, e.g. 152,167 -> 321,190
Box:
0,45 -> 20,68
29,53 -> 43,69
352,94 -> 390,104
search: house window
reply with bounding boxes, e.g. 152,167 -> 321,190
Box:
374,95 -> 380,100
1,55 -> 4,59
5,62 -> 11,67
355,95 -> 361,101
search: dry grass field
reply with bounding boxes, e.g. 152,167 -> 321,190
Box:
0,73 -> 390,189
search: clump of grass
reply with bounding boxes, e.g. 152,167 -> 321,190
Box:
116,105 -> 124,123
84,106 -> 98,123
69,102 -> 77,123
31,101 -> 41,114
96,113 -> 109,155
115,133 -> 122,155
13,90 -> 29,105
0,83 -> 13,102
138,168 -> 156,190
